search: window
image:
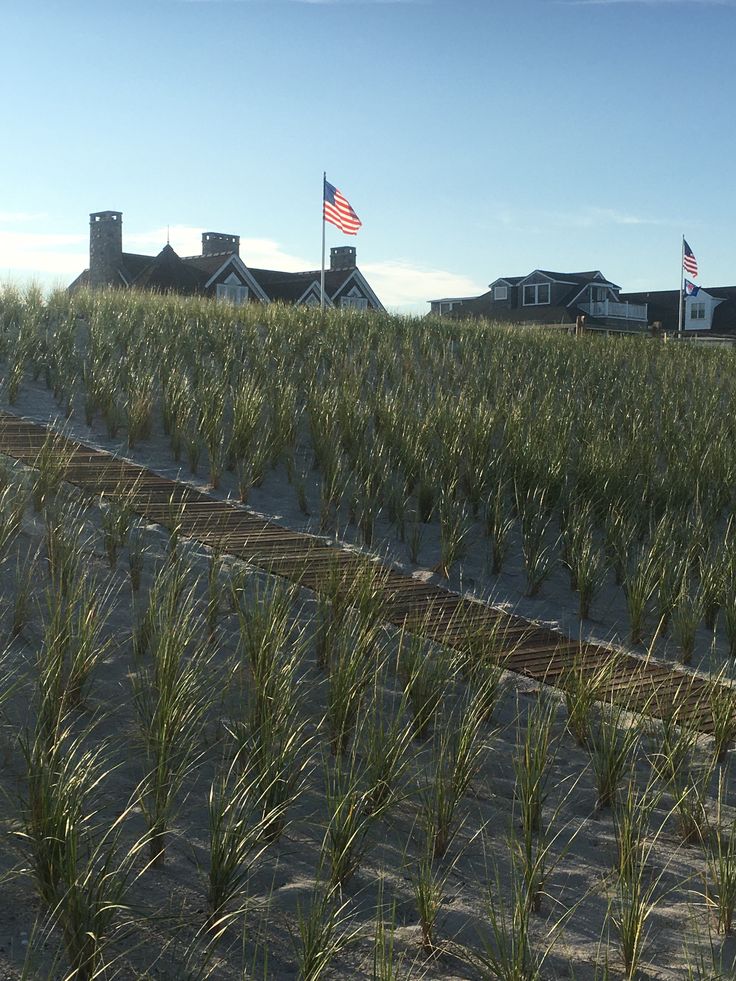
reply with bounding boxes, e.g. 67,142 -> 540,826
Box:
341,295 -> 368,310
494,286 -> 508,301
340,287 -> 368,310
690,302 -> 706,321
216,282 -> 248,305
590,286 -> 608,302
216,272 -> 248,305
522,283 -> 550,305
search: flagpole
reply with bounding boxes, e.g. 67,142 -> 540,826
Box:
677,234 -> 685,340
320,171 -> 326,312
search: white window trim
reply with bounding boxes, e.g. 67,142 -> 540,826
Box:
336,269 -> 384,312
522,283 -> 551,306
494,286 -> 508,301
341,286 -> 369,310
216,281 -> 249,305
689,302 -> 707,321
518,270 -> 575,287
566,280 -> 620,306
204,255 -> 270,302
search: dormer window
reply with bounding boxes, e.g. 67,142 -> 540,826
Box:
340,286 -> 368,310
494,286 -> 508,301
690,302 -> 706,321
523,283 -> 550,306
216,272 -> 248,305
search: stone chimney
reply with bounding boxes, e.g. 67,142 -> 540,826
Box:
89,211 -> 123,288
330,246 -> 356,271
201,232 -> 240,257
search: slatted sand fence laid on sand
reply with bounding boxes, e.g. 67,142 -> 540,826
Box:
0,409 -> 722,734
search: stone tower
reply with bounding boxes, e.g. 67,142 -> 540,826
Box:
201,232 -> 240,257
330,246 -> 356,271
89,211 -> 123,288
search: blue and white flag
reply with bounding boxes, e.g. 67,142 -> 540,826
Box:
685,279 -> 700,297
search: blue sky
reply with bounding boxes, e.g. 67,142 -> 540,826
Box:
2,0 -> 735,311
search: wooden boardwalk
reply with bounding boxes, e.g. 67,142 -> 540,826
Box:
0,410 -> 721,734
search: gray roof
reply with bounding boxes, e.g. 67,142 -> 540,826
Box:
248,268 -> 354,303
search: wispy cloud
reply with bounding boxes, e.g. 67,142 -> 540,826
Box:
0,230 -> 87,277
494,205 -> 670,233
0,211 -> 47,223
552,207 -> 666,228
361,259 -> 485,311
0,221 -> 474,311
0,223 -> 314,280
128,226 -> 313,269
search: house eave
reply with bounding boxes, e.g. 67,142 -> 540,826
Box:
203,255 -> 270,302
334,268 -> 385,312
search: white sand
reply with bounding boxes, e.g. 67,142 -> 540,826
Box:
0,374 -> 730,979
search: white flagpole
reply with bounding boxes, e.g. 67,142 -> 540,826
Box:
320,171 -> 326,312
677,235 -> 685,339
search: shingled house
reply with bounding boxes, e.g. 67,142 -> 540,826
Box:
69,211 -> 384,311
619,286 -> 736,334
429,269 -> 648,329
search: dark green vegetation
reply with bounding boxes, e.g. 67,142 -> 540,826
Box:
0,284 -> 736,978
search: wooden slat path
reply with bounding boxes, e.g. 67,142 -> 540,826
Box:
0,410 -> 723,734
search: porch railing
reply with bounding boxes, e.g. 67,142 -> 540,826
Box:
579,300 -> 648,321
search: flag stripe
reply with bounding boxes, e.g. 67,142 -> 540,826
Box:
323,180 -> 362,235
683,240 -> 699,277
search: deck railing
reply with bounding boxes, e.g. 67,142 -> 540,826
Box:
579,300 -> 648,321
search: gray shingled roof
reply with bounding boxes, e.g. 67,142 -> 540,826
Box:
120,253 -> 158,283
620,286 -> 736,333
130,245 -> 207,293
180,254 -> 235,277
70,237 -> 382,308
247,268 -> 353,302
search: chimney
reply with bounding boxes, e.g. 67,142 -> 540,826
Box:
89,211 -> 123,288
330,246 -> 356,271
202,232 -> 240,257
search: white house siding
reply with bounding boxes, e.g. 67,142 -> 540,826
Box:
685,289 -> 723,331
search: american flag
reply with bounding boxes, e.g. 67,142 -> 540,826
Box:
683,240 -> 698,278
323,180 -> 362,235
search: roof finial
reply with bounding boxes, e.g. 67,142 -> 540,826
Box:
167,224 -> 170,246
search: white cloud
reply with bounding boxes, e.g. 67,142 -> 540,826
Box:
0,211 -> 47,223
0,230 -> 87,277
361,259 -> 485,311
124,224 -> 202,256
133,225 -> 313,269
494,205 -> 668,233
239,239 -> 312,270
551,207 -> 665,228
0,222 -> 316,283
0,220 -> 470,312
